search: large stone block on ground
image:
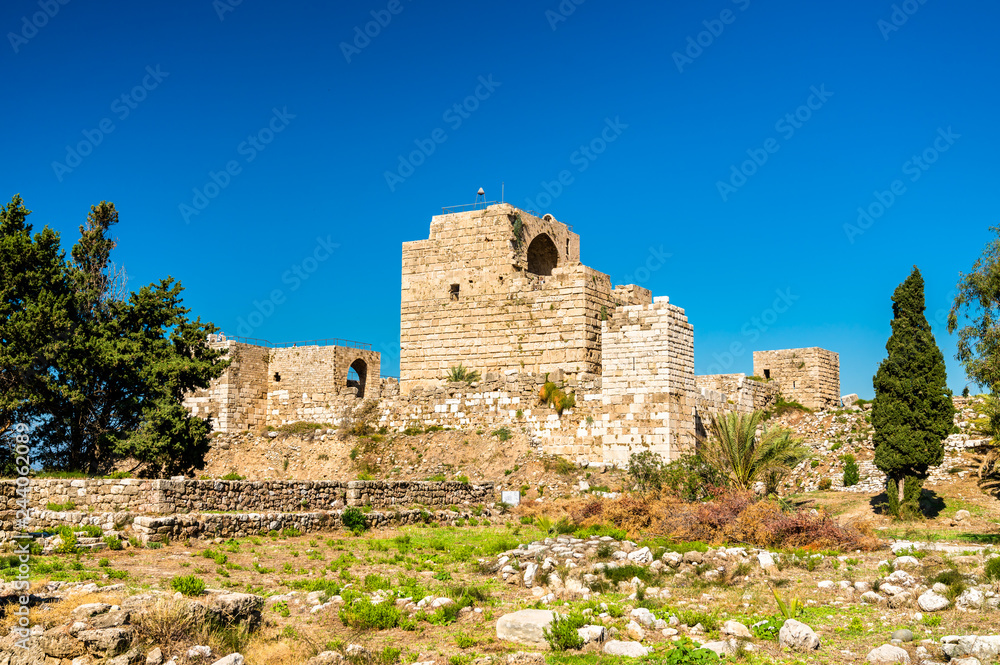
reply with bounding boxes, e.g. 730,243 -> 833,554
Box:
942,636 -> 1000,662
779,619 -> 820,651
496,610 -> 555,646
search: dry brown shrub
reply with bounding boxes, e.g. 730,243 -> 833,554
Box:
132,597 -> 203,655
725,499 -> 785,547
565,490 -> 881,551
242,632 -> 319,665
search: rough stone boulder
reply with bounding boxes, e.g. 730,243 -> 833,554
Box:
942,635 -> 1000,662
721,621 -> 752,638
918,591 -> 950,612
206,593 -> 265,628
496,610 -> 555,647
602,640 -> 650,657
866,644 -> 911,663
306,651 -> 345,665
37,628 -> 86,659
778,619 -> 820,651
956,588 -> 985,610
77,626 -> 134,652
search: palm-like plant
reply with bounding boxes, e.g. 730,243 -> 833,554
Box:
445,364 -> 480,383
701,410 -> 811,493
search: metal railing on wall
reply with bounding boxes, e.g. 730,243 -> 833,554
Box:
213,334 -> 372,351
441,201 -> 500,214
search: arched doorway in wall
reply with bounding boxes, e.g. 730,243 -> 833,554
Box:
347,358 -> 367,398
526,233 -> 559,276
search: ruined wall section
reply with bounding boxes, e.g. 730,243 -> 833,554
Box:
597,298 -> 697,464
694,373 -> 781,411
400,204 -> 625,390
267,346 -> 381,426
182,341 -> 269,432
752,347 -> 840,410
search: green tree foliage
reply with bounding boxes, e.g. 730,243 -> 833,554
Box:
701,410 -> 810,493
0,195 -> 73,474
873,267 -> 954,518
0,196 -> 228,476
948,227 -> 1000,391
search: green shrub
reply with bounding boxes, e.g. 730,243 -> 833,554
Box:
543,612 -> 586,651
339,598 -> 401,630
103,535 -> 123,550
276,422 -> 324,435
46,501 -> 76,511
491,427 -> 512,442
54,530 -> 77,554
170,575 -> 206,596
985,556 -> 1000,582
220,472 -> 244,481
662,638 -> 722,664
843,455 -> 860,487
342,507 -> 367,533
818,478 -> 832,490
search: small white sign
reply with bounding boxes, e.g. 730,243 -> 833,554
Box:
501,491 -> 520,506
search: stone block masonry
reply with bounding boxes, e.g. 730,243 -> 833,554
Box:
695,374 -> 781,411
753,347 -> 840,410
400,204 -> 651,391
0,479 -> 493,517
183,340 -> 380,432
182,200 -> 842,471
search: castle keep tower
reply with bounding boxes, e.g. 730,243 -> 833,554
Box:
400,203 -> 650,391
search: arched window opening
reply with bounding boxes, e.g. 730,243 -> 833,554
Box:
526,233 -> 559,276
347,358 -> 367,398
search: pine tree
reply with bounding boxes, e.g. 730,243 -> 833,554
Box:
3,197 -> 229,475
873,267 -> 955,518
0,195 -> 72,472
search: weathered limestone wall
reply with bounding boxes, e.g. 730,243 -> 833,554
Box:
597,298 -> 697,463
132,507 -> 496,543
268,346 -> 381,425
183,341 -> 269,432
0,479 -> 493,516
752,347 -> 840,410
184,342 -> 380,432
400,204 -> 650,391
695,374 -> 781,411
0,507 -> 496,543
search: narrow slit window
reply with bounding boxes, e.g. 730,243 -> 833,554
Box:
449,284 -> 460,301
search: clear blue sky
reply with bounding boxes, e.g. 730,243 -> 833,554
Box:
3,0 -> 996,397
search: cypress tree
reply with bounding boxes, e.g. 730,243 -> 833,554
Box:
873,267 -> 955,518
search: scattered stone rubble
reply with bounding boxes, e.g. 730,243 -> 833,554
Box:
0,586 -> 261,665
487,533 -> 1000,662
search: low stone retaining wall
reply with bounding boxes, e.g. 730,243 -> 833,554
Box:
133,508 -> 496,543
0,506 -> 496,543
0,479 -> 494,515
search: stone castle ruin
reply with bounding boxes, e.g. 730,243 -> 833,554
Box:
186,203 -> 840,465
